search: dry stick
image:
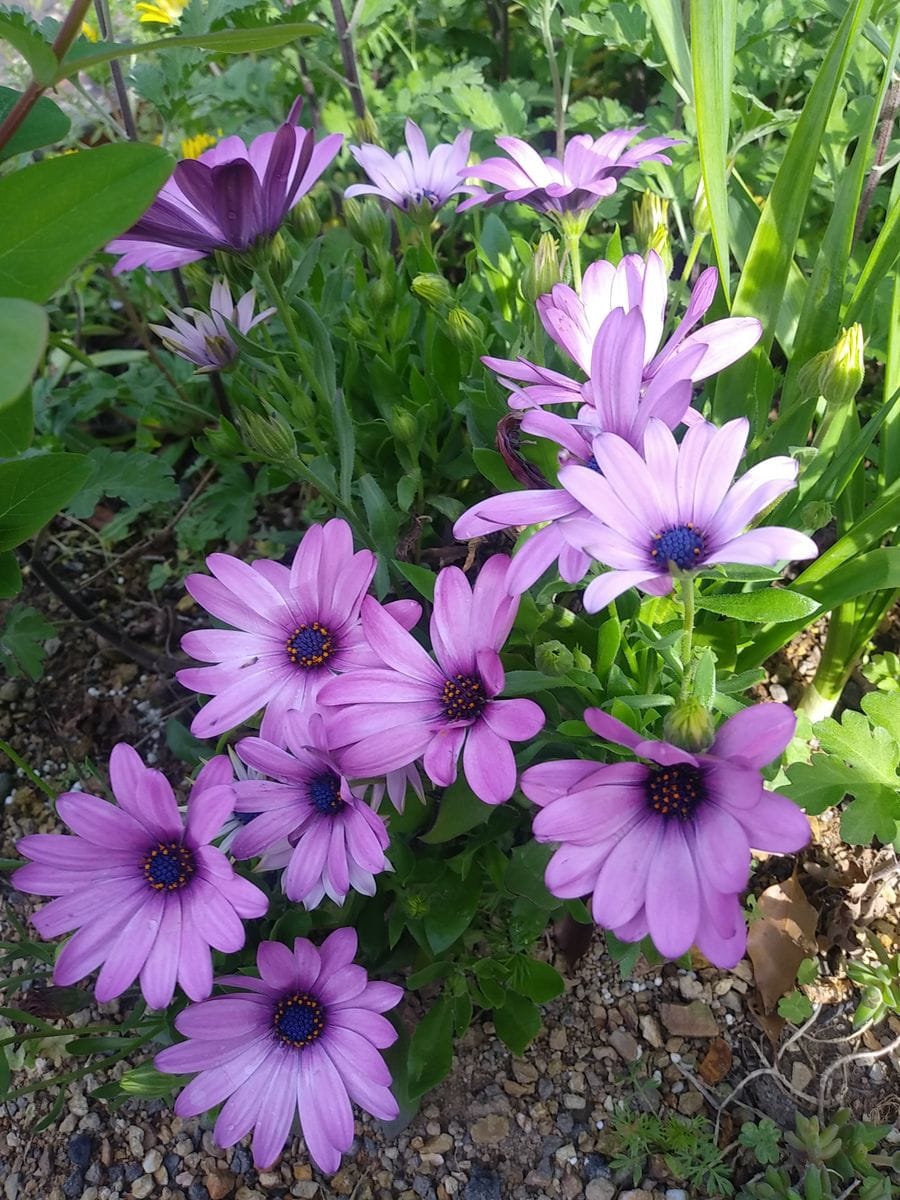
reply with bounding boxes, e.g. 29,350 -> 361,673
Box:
0,0 -> 94,155
854,78 -> 900,240
776,1003 -> 822,1063
331,0 -> 367,123
26,554 -> 184,676
817,1029 -> 900,1122
92,0 -> 137,141
713,1065 -> 819,1143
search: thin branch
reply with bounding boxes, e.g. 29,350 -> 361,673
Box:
854,79 -> 900,239
92,0 -> 137,140
331,0 -> 367,122
818,1030 -> 900,1121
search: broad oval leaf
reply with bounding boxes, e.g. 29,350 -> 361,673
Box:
0,143 -> 174,303
0,88 -> 70,161
697,588 -> 819,623
0,297 -> 47,408
0,453 -> 93,551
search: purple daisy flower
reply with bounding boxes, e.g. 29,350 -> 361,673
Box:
107,99 -> 343,272
458,129 -> 679,217
177,519 -> 421,743
558,417 -> 819,611
155,929 -> 401,1172
13,744 -> 267,1009
318,556 -> 545,806
149,279 -> 276,372
521,705 -> 811,967
229,714 -> 391,908
345,120 -> 475,213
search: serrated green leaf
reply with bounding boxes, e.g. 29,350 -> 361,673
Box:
816,709 -> 898,787
861,691 -> 900,744
697,588 -> 818,623
0,143 -> 174,303
782,757 -> 854,815
0,605 -> 56,680
66,447 -> 179,520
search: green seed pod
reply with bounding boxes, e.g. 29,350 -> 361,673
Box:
411,272 -> 453,309
535,640 -> 575,677
663,696 -> 716,752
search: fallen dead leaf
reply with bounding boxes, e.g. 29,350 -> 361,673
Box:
659,1000 -> 719,1038
698,1038 -> 733,1085
747,873 -> 819,1014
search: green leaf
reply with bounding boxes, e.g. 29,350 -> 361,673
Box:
696,588 -> 819,623
408,997 -> 454,1098
0,550 -> 22,599
392,559 -> 435,601
504,841 -> 554,907
0,297 -> 47,410
645,0 -> 693,103
861,692 -> 900,744
510,956 -> 565,1003
472,447 -> 521,493
421,777 -> 490,844
494,991 -> 541,1056
424,874 -> 482,954
0,605 -> 55,680
0,88 -> 70,161
783,757 -> 855,815
0,389 -> 33,456
118,1063 -> 186,1097
777,990 -> 815,1024
0,143 -> 174,303
0,13 -> 57,85
0,453 -> 92,552
66,447 -> 179,519
164,719 -> 211,767
720,0 -> 873,424
690,0 -> 736,301
54,22 -> 321,82
502,670 -> 573,696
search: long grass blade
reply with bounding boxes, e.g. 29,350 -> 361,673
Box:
643,0 -> 693,104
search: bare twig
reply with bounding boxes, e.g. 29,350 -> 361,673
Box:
854,79 -> 900,239
776,1003 -> 823,1062
331,0 -> 367,122
92,0 -> 137,140
818,1030 -> 900,1121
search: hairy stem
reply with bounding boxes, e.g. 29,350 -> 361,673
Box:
679,573 -> 695,694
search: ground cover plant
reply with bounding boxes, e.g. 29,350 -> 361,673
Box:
0,0 -> 899,1195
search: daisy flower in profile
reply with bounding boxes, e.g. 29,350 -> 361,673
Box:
522,705 -> 810,967
149,279 -> 275,373
107,98 -> 343,273
177,519 -> 420,743
559,417 -> 818,611
458,129 -> 679,218
155,930 -> 402,1171
13,745 -> 267,1009
230,715 -> 391,908
345,120 -> 475,214
319,556 -> 545,806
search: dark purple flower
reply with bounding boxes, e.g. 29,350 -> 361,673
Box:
522,705 -> 810,966
345,120 -> 475,213
458,130 -> 679,217
177,519 -> 420,743
107,99 -> 343,272
13,745 -> 267,1009
558,417 -> 819,610
229,714 -> 391,908
318,556 -> 545,805
156,930 -> 402,1171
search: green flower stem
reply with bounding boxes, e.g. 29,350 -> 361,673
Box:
538,0 -> 566,159
564,228 -> 583,292
0,740 -> 57,801
287,456 -> 369,548
256,262 -> 323,405
6,1024 -> 163,1100
679,573 -> 695,695
0,1022 -> 130,1051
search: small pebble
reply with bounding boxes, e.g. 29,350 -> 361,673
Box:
462,1167 -> 501,1200
131,1175 -> 155,1199
67,1133 -> 92,1169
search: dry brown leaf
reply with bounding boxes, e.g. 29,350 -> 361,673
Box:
747,873 -> 819,1014
698,1038 -> 733,1085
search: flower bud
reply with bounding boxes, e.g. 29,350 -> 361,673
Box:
571,648 -> 592,672
692,178 -> 711,236
633,192 -> 669,250
411,272 -> 453,310
389,408 -> 419,445
522,233 -> 562,305
536,640 -> 575,677
446,306 -> 484,353
663,697 -> 716,753
236,404 -> 297,464
797,324 -> 865,407
290,195 -> 321,241
371,274 -> 395,310
344,196 -> 390,253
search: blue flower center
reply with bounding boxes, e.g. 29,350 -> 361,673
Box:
584,454 -> 602,473
143,841 -> 194,891
441,674 -> 486,723
409,188 -> 440,207
309,771 -> 342,815
646,764 -> 705,820
285,622 -> 335,669
650,524 -> 706,570
233,810 -> 258,826
273,992 -> 326,1048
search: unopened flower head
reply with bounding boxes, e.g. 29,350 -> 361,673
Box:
149,279 -> 275,372
458,129 -> 680,219
559,417 -> 819,611
319,556 -> 545,806
13,745 -> 267,1009
156,930 -> 402,1171
346,120 -> 475,214
797,324 -> 865,406
107,99 -> 343,272
522,705 -> 810,966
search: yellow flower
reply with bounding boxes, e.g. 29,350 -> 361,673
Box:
135,0 -> 187,26
180,131 -> 221,160
80,19 -> 100,41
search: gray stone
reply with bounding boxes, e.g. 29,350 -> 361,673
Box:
124,1163 -> 143,1182
61,1171 -> 82,1200
412,1177 -> 435,1199
230,1147 -> 253,1177
3,1174 -> 19,1200
582,1155 -> 612,1181
189,1182 -> 211,1200
131,1176 -> 155,1199
164,1153 -> 182,1176
585,1182 -> 616,1200
84,1163 -> 101,1184
463,1168 -> 501,1200
609,1028 -> 640,1063
67,1133 -> 92,1169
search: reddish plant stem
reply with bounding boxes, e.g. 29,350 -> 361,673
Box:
0,0 -> 94,156
331,0 -> 366,123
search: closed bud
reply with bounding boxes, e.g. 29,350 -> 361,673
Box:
411,272 -> 453,309
692,178 -> 711,236
535,640 -> 575,677
236,404 -> 297,464
798,324 -> 865,407
571,648 -> 592,672
446,306 -> 483,352
371,274 -> 395,311
522,232 -> 562,304
663,697 -> 716,752
354,109 -> 380,146
344,196 -> 390,254
633,193 -> 669,252
205,417 -> 244,457
290,196 -> 320,241
389,408 -> 419,445
648,223 -> 672,276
